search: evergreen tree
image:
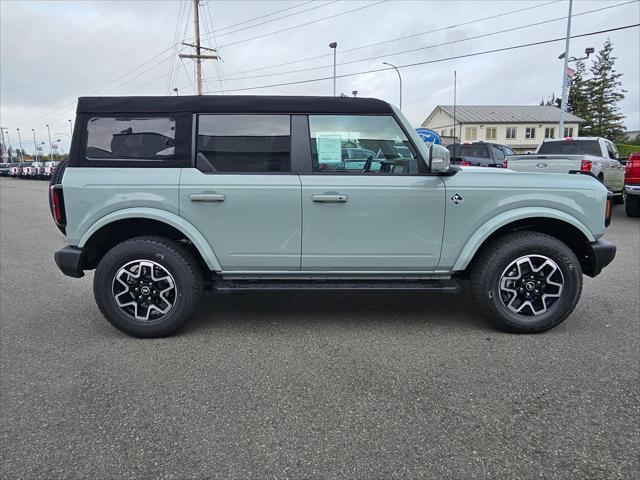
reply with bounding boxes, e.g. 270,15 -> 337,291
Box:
585,39 -> 626,142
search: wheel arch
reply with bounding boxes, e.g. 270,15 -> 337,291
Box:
453,209 -> 595,273
78,208 -> 221,273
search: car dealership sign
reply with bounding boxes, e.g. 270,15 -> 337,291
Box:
415,128 -> 442,145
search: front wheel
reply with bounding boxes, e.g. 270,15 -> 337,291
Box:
469,232 -> 582,333
94,236 -> 203,337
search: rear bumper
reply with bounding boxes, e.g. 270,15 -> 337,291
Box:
54,246 -> 85,278
625,184 -> 640,196
582,239 -> 616,278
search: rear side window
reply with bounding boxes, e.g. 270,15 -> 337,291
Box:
86,117 -> 176,160
197,115 -> 290,173
537,140 -> 601,156
448,144 -> 490,159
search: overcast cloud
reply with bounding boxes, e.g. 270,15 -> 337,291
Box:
1,0 -> 638,153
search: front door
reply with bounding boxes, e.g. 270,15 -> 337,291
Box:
180,114 -> 301,271
300,114 -> 446,271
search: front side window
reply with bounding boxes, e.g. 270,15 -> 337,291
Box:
465,127 -> 477,141
197,115 -> 290,173
308,115 -> 419,174
506,127 -> 517,140
86,117 -> 176,160
485,127 -> 497,140
525,127 -> 536,139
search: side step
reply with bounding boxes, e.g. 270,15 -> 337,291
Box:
214,279 -> 461,294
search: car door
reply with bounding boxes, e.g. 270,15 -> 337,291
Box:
179,114 -> 301,271
300,114 -> 446,271
603,140 -> 625,191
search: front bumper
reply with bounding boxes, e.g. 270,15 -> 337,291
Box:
54,246 -> 85,278
582,239 -> 616,278
625,184 -> 640,196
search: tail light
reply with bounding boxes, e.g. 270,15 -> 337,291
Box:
50,185 -> 66,227
581,159 -> 593,171
461,160 -> 472,166
605,192 -> 613,227
503,159 -> 509,169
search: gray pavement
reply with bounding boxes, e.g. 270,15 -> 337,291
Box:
1,177 -> 638,479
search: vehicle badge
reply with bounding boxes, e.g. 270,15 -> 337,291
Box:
536,163 -> 548,168
450,193 -> 463,205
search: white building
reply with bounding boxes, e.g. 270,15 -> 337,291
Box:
421,105 -> 584,153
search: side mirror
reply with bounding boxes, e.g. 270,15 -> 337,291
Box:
428,143 -> 451,173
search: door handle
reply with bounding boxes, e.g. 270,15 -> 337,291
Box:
190,193 -> 225,202
312,193 -> 348,203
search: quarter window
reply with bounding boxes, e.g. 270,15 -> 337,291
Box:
465,127 -> 477,141
525,127 -> 536,139
506,127 -> 517,140
197,115 -> 290,173
308,115 -> 419,174
86,117 -> 176,160
485,127 -> 497,140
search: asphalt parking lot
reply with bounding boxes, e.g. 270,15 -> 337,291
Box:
0,177 -> 638,480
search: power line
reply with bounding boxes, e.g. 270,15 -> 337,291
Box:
210,0 -> 636,83
202,0 -> 339,41
202,24 -> 640,94
222,0 -> 564,77
212,0 -> 316,33
213,0 -> 389,49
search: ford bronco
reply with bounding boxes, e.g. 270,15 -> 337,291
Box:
51,96 -> 616,337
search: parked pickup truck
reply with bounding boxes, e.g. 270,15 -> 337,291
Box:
51,95 -> 616,337
504,137 -> 626,204
624,151 -> 640,217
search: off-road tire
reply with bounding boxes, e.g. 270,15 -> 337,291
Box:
469,231 -> 582,333
94,236 -> 203,338
626,194 -> 640,217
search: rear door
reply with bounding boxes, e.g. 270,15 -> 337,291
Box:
179,114 -> 301,271
299,114 -> 445,271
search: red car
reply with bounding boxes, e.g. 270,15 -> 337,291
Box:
624,151 -> 640,217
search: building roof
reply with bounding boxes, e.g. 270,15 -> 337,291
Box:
434,105 -> 584,123
76,95 -> 394,115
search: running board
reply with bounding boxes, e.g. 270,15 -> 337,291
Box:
214,279 -> 461,294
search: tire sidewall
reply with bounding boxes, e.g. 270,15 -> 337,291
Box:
482,239 -> 581,330
94,242 -> 196,337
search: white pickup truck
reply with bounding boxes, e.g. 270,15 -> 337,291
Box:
504,137 -> 626,204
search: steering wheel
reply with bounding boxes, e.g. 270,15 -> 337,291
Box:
363,155 -> 373,172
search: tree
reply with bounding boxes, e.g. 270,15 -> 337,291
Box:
565,60 -> 591,132
584,39 -> 626,142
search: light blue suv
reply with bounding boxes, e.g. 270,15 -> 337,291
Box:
50,96 -> 616,337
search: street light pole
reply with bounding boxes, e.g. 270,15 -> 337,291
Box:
32,129 -> 38,162
558,0 -> 573,138
46,124 -> 54,161
382,62 -> 402,110
329,42 -> 337,96
16,128 -> 24,161
3,128 -> 14,163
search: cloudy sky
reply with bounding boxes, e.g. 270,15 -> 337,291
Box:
1,0 -> 638,153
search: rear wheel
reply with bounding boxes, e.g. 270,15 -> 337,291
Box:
94,236 -> 203,337
470,231 -> 582,333
626,194 -> 640,217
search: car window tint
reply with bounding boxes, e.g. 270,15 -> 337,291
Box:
197,115 -> 290,173
537,140 -> 601,156
86,117 -> 176,160
308,115 -> 419,174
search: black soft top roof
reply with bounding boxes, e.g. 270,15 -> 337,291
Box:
76,95 -> 394,115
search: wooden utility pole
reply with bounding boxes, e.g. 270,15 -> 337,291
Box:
178,0 -> 218,95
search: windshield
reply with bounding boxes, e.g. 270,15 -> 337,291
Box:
447,144 -> 490,158
537,140 -> 601,156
